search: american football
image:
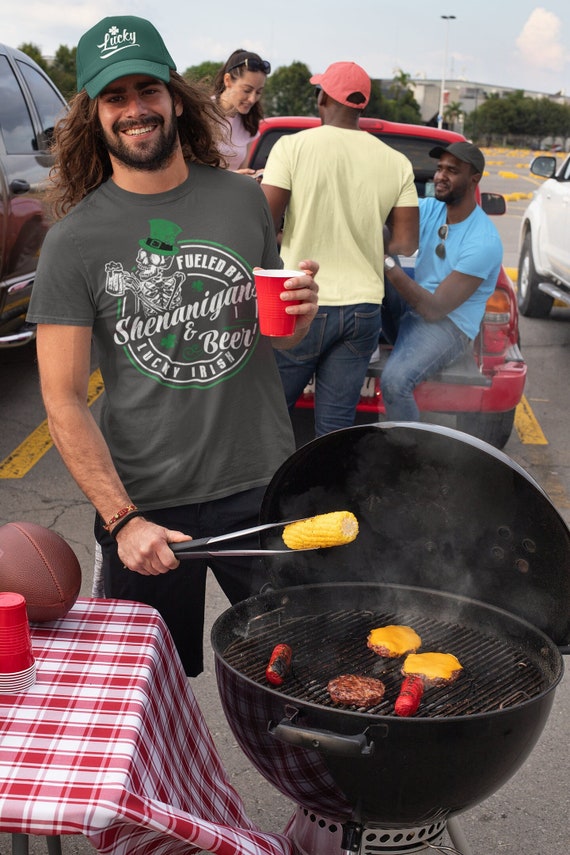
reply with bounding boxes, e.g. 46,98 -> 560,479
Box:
0,521 -> 82,622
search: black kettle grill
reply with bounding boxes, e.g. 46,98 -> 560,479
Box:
211,424 -> 569,855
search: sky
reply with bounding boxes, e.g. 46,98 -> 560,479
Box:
2,0 -> 569,96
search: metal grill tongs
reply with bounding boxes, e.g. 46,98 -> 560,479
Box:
170,519 -> 314,559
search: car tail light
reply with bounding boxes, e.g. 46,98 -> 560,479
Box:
482,287 -> 513,354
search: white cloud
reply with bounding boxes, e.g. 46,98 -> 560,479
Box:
516,7 -> 568,73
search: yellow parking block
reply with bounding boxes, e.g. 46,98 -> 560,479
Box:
504,191 -> 533,201
0,369 -> 105,478
514,396 -> 548,445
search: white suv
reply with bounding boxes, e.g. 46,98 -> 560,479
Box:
517,153 -> 570,317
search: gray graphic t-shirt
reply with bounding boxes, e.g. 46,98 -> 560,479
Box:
29,165 -> 294,508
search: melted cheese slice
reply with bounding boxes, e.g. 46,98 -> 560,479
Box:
402,652 -> 463,681
367,625 -> 421,655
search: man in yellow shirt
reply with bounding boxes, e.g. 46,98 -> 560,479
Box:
262,61 -> 418,437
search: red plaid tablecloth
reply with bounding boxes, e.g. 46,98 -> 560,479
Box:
0,598 -> 294,855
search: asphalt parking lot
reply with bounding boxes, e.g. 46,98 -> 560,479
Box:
479,144 -> 557,270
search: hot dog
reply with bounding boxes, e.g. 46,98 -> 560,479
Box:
265,643 -> 292,686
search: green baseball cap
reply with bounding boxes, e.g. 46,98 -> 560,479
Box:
76,16 -> 176,98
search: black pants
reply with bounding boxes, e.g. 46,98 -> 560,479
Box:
95,486 -> 267,677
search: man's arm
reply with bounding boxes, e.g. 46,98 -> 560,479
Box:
36,324 -> 190,574
384,265 -> 483,321
261,184 -> 290,234
385,206 -> 419,257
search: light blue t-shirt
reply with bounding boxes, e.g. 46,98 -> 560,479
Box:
415,196 -> 503,339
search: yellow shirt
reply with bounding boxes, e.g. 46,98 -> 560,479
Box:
262,125 -> 418,305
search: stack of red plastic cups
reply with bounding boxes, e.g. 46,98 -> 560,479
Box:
0,592 -> 36,693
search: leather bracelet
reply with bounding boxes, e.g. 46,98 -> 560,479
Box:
103,504 -> 137,531
110,510 -> 146,540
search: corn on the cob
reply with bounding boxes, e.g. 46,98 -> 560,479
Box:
282,511 -> 358,550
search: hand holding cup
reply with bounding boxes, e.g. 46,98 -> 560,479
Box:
254,261 -> 318,337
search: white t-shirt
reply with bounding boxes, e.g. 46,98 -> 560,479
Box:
219,114 -> 259,171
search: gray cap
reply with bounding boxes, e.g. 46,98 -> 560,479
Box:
429,141 -> 485,174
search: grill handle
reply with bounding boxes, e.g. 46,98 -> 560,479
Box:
268,718 -> 386,757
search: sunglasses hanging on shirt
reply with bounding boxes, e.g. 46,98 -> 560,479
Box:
435,224 -> 449,259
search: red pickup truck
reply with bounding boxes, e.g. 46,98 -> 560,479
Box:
247,116 -> 526,449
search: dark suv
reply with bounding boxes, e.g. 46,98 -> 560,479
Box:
0,44 -> 67,347
248,116 -> 526,449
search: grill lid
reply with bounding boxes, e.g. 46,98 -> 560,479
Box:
260,424 -> 570,649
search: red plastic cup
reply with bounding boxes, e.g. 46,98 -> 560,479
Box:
0,592 -> 35,674
254,269 -> 303,336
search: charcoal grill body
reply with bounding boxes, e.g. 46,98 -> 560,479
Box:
212,582 -> 562,826
211,424 -> 568,828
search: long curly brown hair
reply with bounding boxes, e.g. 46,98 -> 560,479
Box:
212,49 -> 269,137
48,71 -> 228,218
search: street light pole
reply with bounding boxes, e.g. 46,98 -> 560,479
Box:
438,14 -> 456,130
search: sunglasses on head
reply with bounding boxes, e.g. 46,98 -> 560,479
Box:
228,57 -> 271,75
435,224 -> 449,259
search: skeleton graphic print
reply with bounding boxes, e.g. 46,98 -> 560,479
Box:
104,218 -> 259,387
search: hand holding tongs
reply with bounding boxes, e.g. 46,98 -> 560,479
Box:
170,519 -> 312,559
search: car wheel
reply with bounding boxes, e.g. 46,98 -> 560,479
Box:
518,233 -> 553,318
456,409 -> 516,450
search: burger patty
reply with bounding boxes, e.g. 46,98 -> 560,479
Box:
327,674 -> 386,708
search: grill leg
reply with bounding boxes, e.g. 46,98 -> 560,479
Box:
11,835 -> 62,855
447,817 -> 472,855
12,835 -> 29,855
341,821 -> 363,854
46,836 -> 63,855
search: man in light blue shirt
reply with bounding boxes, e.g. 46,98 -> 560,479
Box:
381,141 -> 503,421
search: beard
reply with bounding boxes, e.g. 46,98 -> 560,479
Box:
102,106 -> 179,171
434,185 -> 457,204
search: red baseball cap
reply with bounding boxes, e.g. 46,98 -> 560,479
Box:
310,61 -> 370,109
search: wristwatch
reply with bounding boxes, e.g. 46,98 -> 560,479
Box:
384,256 -> 396,270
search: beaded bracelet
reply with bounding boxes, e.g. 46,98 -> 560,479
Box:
109,510 -> 146,540
103,503 -> 137,531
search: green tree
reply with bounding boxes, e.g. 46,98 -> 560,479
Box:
183,61 -> 222,88
362,80 -> 386,118
18,42 -> 76,100
371,70 -> 422,123
17,42 -> 48,72
389,68 -> 415,100
49,45 -> 77,101
263,62 -> 315,117
464,88 -> 570,145
443,101 -> 464,132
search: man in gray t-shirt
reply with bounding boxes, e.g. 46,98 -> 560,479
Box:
27,15 -> 318,676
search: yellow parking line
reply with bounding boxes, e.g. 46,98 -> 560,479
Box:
514,395 -> 548,445
0,369 -> 548,479
0,369 -> 104,479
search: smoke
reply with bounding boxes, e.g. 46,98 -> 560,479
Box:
516,7 -> 568,73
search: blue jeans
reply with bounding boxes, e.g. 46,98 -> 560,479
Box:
275,303 -> 381,436
381,306 -> 470,421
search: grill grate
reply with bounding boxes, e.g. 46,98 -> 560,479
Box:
223,607 -> 547,717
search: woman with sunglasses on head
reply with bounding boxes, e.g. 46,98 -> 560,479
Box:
380,141 -> 503,422
213,50 -> 271,176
